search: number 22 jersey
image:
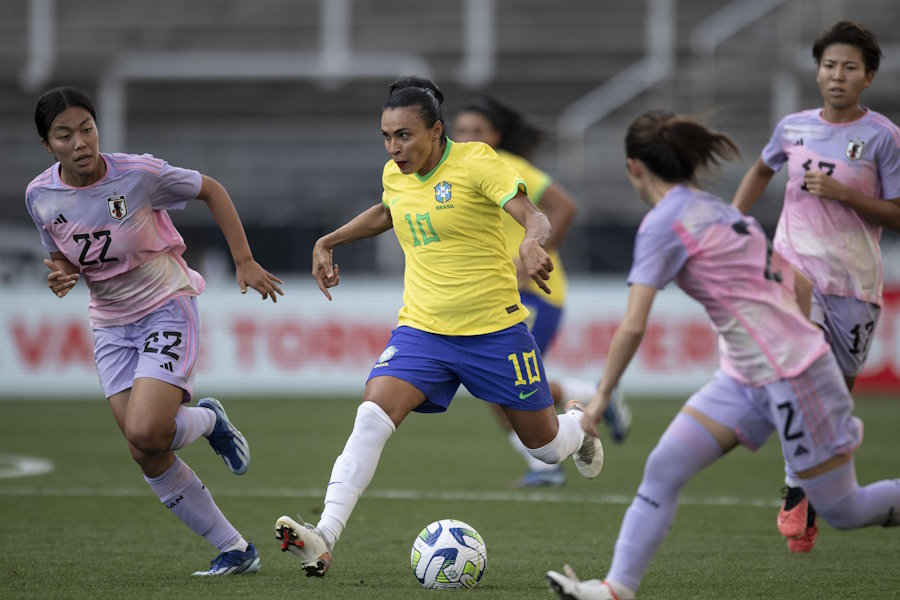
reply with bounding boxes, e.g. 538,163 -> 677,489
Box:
25,153 -> 205,328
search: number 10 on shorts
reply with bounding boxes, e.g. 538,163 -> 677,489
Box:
508,350 -> 541,386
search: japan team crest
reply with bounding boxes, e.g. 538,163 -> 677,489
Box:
846,139 -> 865,161
434,181 -> 452,203
107,194 -> 127,220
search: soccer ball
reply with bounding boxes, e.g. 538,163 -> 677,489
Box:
410,518 -> 487,589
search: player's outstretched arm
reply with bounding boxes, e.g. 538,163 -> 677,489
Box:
732,157 -> 775,214
312,203 -> 393,300
197,175 -> 284,303
583,283 -> 657,437
43,253 -> 79,298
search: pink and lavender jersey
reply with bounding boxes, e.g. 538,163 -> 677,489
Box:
762,108 -> 900,305
25,153 -> 205,327
628,185 -> 830,385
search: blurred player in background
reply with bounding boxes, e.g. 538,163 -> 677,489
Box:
733,21 -> 900,553
26,86 -> 283,576
547,110 -> 900,600
454,96 -> 631,488
275,76 -> 605,578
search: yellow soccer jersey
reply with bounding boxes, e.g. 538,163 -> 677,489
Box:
381,139 -> 529,335
496,149 -> 568,308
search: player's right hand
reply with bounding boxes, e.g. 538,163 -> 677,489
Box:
44,258 -> 79,298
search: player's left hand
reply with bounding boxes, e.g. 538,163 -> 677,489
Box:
512,258 -> 531,289
803,171 -> 847,202
236,260 -> 284,303
518,239 -> 553,294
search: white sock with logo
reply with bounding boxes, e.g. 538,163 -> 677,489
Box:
316,401 -> 396,549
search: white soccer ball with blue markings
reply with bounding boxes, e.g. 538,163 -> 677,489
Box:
410,518 -> 486,589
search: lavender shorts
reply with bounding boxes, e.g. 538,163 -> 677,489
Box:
92,295 -> 201,402
810,289 -> 881,378
686,352 -> 862,482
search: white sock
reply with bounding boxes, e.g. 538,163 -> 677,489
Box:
526,411 -> 584,465
145,456 -> 242,551
508,430 -> 558,472
557,377 -> 598,403
317,402 -> 396,549
169,406 -> 216,451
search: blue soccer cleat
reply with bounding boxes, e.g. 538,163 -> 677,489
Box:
518,466 -> 566,488
602,386 -> 632,444
192,542 -> 260,576
197,397 -> 250,475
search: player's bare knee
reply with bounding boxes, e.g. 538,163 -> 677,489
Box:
126,425 -> 171,455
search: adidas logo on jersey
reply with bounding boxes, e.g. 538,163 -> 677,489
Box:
53,214 -> 68,224
161,362 -> 174,372
794,444 -> 809,457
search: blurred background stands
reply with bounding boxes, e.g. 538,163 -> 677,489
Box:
1,0 -> 899,284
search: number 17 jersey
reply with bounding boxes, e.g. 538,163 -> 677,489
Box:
25,153 -> 205,328
762,108 -> 900,305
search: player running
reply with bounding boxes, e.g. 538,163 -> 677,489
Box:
26,86 -> 283,576
274,76 -> 604,578
732,20 -> 900,553
547,109 -> 899,600
454,96 -> 631,488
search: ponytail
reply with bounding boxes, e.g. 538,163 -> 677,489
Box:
625,110 -> 739,182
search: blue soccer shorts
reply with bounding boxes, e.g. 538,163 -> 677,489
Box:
367,323 -> 553,413
519,290 -> 564,354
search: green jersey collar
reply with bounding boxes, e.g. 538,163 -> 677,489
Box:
415,138 -> 453,182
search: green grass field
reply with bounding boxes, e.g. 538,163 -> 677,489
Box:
1,395 -> 898,599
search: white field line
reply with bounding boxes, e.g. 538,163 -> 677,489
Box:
0,485 -> 782,508
0,454 -> 54,479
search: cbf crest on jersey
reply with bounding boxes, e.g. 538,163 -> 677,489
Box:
846,139 -> 865,161
434,181 -> 452,203
107,194 -> 127,220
